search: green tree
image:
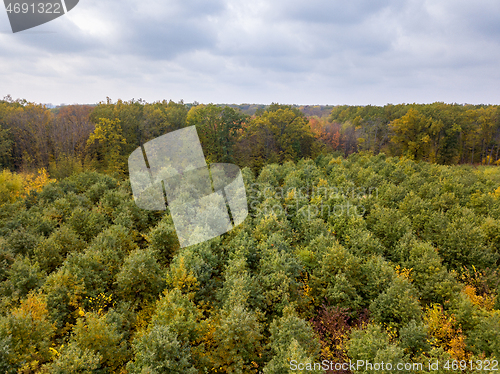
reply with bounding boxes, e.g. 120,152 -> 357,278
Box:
309,241 -> 364,311
0,293 -> 55,373
264,305 -> 321,374
0,126 -> 12,169
146,214 -> 180,266
348,323 -> 407,374
187,104 -> 247,163
43,268 -> 85,334
0,256 -> 45,300
141,100 -> 188,141
127,325 -> 197,374
239,108 -> 315,170
34,225 -> 86,273
71,310 -> 129,372
389,109 -> 433,160
115,248 -> 165,308
369,275 -> 422,328
209,303 -> 264,373
256,234 -> 302,316
44,343 -> 101,374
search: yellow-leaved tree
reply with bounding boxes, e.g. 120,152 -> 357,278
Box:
0,168 -> 54,206
87,118 -> 127,176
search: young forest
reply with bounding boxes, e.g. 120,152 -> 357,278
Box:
0,97 -> 500,373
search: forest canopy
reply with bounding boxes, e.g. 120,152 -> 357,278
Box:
1,97 -> 500,373
1,97 -> 500,177
1,154 -> 500,372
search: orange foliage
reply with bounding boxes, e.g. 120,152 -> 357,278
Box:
14,293 -> 51,322
309,117 -> 341,150
463,285 -> 495,311
459,266 -> 498,311
424,304 -> 470,360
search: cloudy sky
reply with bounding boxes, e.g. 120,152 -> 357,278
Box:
1,0 -> 499,105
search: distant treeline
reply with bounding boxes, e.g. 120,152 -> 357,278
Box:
221,103 -> 335,117
0,96 -> 499,178
328,103 -> 500,165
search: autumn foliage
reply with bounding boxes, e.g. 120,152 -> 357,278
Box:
0,98 -> 500,372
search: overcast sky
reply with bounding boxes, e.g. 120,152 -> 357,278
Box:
1,0 -> 500,106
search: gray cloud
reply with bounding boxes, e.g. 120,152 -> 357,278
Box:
0,0 -> 499,105
275,0 -> 401,24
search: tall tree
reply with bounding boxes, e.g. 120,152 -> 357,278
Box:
50,105 -> 94,162
86,118 -> 127,175
238,108 -> 315,170
389,109 -> 433,160
187,104 -> 247,163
